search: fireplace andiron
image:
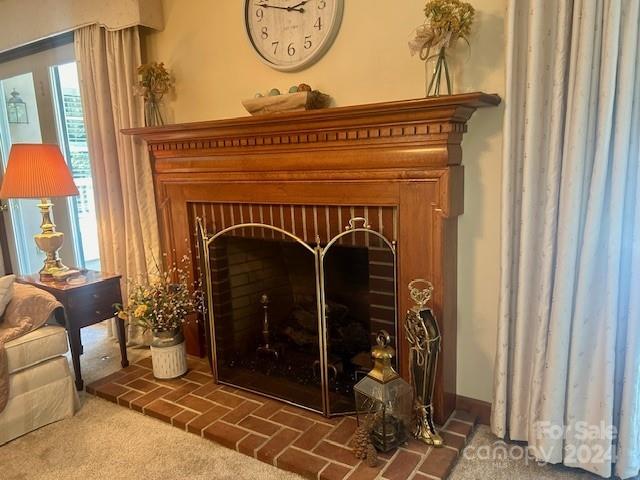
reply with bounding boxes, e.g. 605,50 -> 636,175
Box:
404,279 -> 443,447
257,293 -> 279,359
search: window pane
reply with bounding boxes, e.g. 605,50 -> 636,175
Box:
54,62 -> 100,270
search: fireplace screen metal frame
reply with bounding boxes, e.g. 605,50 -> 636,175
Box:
196,216 -> 397,417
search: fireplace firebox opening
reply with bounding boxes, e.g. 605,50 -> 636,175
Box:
197,217 -> 397,417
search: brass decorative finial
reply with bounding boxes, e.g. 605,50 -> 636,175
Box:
368,330 -> 399,383
408,279 -> 434,311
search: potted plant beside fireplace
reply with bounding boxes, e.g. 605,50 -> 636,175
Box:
116,257 -> 201,379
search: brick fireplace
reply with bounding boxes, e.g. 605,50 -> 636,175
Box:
124,93 -> 500,424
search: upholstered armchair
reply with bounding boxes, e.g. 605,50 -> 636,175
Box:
0,284 -> 79,444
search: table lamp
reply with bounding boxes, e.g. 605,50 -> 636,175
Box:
0,144 -> 79,279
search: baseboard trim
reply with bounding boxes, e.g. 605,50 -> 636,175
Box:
456,395 -> 492,426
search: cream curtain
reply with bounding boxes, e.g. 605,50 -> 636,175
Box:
493,0 -> 640,478
74,24 -> 159,345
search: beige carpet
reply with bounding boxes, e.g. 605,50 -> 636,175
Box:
450,426 -> 601,480
0,323 -> 602,480
1,395 -> 302,480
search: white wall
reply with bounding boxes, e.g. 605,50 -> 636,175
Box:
143,0 -> 506,402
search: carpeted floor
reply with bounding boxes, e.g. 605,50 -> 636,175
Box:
0,323 -> 602,480
449,428 -> 600,480
0,395 -> 302,480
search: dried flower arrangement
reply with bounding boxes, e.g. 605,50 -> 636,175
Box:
409,0 -> 475,96
134,62 -> 174,126
115,255 -> 201,335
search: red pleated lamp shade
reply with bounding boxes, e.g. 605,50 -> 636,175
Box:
0,144 -> 79,199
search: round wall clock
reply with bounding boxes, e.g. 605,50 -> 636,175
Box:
244,0 -> 344,72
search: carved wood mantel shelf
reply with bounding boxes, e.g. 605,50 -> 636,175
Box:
123,92 -> 500,423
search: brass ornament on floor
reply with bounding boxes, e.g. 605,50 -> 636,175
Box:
405,279 -> 444,447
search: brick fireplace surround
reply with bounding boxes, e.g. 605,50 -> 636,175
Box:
119,94 -> 500,478
88,356 -> 477,479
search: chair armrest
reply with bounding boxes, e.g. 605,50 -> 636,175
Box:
3,284 -> 64,330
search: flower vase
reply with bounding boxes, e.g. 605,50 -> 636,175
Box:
150,328 -> 187,379
144,97 -> 165,127
426,47 -> 452,97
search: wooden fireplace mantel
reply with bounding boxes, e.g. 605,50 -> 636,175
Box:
123,92 -> 500,423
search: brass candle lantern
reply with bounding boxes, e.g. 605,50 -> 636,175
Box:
354,330 -> 412,452
404,279 -> 443,446
6,89 -> 28,124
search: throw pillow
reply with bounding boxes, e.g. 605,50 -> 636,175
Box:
0,275 -> 16,319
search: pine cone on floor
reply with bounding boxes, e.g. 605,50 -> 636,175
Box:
353,424 -> 371,460
366,443 -> 378,467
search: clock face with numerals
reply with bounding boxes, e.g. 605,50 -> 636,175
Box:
245,0 -> 344,71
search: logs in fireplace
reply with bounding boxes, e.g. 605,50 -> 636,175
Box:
123,92 -> 500,422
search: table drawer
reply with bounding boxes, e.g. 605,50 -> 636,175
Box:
66,281 -> 122,325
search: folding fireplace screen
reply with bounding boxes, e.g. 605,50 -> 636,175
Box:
195,203 -> 398,417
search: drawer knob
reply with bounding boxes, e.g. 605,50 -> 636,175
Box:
95,310 -> 102,316
92,293 -> 100,299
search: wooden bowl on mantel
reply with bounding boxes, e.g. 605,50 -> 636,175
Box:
242,91 -> 331,116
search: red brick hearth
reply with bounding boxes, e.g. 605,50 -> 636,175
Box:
87,357 -> 476,480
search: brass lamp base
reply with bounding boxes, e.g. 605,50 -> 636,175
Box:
34,198 -> 70,280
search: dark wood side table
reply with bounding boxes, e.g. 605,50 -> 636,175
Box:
17,270 -> 129,390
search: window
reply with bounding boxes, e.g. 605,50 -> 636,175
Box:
53,62 -> 100,270
0,40 -> 100,274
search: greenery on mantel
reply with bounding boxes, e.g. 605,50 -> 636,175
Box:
409,0 -> 475,97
